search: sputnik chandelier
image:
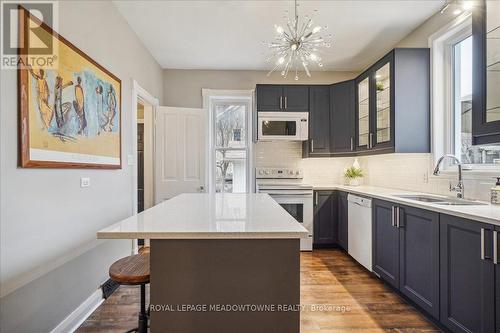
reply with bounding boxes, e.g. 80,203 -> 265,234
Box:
263,0 -> 333,80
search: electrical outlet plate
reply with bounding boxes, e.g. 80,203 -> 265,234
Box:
80,177 -> 90,188
423,172 -> 429,183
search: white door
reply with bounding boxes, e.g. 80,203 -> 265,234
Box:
155,106 -> 206,203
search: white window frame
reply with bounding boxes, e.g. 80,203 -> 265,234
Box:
202,89 -> 254,194
429,12 -> 500,176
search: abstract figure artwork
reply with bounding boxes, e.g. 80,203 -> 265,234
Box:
18,7 -> 121,168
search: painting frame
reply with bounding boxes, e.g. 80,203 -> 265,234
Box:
18,6 -> 122,169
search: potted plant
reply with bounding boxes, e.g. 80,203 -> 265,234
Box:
344,162 -> 364,186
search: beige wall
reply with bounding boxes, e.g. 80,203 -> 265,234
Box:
396,2 -> 462,48
0,1 -> 164,332
163,69 -> 358,108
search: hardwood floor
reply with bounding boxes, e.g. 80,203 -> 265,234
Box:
77,249 -> 440,332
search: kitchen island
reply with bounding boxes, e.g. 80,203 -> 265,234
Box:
97,193 -> 308,333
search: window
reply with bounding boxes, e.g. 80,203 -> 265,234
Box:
430,14 -> 500,172
203,89 -> 254,194
453,36 -> 500,165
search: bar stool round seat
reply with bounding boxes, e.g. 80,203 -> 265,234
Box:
109,253 -> 150,333
109,253 -> 150,285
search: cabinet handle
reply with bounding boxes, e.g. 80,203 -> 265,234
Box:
311,139 -> 314,152
284,96 -> 288,109
391,206 -> 396,227
280,96 -> 283,110
481,228 -> 486,260
350,137 -> 354,151
494,231 -> 498,265
315,192 -> 318,206
369,133 -> 373,149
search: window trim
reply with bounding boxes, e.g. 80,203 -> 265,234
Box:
202,89 -> 254,193
429,13 -> 500,175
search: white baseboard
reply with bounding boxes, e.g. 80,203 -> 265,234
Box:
50,289 -> 104,333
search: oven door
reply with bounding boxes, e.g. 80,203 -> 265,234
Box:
264,192 -> 313,250
258,112 -> 308,141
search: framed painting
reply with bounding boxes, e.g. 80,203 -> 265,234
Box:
18,7 -> 122,168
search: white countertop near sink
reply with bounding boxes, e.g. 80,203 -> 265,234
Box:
97,193 -> 309,239
312,184 -> 500,226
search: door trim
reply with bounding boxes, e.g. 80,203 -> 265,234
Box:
131,80 -> 160,217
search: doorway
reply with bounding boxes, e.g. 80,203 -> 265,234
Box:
132,81 -> 159,252
137,99 -> 154,213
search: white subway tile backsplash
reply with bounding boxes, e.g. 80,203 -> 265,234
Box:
255,142 -> 495,201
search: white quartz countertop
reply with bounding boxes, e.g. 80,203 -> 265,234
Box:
97,193 -> 308,239
313,184 -> 500,226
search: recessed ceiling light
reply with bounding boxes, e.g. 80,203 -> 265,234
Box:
453,9 -> 463,15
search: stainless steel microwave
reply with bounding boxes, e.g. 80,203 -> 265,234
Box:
257,112 -> 309,141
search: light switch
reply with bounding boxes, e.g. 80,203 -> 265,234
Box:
127,154 -> 134,166
80,177 -> 90,188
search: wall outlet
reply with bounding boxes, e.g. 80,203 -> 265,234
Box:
80,177 -> 90,188
423,171 -> 429,183
127,154 -> 134,166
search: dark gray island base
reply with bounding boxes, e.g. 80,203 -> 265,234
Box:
150,239 -> 300,333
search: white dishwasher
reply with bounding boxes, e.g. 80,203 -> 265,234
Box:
347,194 -> 372,271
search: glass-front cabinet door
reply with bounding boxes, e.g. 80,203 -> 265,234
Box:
472,0 -> 500,144
371,53 -> 394,150
357,76 -> 370,150
375,63 -> 391,145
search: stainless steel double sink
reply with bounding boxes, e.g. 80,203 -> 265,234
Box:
394,194 -> 488,206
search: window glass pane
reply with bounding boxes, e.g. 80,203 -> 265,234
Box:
215,104 -> 246,148
261,121 -> 297,136
454,36 -> 500,165
215,149 -> 247,193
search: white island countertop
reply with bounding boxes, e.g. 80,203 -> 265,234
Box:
97,193 -> 308,239
313,184 -> 500,226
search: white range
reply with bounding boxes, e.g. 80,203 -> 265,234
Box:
256,167 -> 314,251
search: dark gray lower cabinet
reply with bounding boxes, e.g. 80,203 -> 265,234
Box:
398,205 -> 439,319
496,226 -> 500,333
372,199 -> 400,289
313,191 -> 337,246
337,191 -> 348,251
373,201 -> 440,320
440,214 -> 495,333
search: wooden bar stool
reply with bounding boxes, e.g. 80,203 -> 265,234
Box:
109,253 -> 150,333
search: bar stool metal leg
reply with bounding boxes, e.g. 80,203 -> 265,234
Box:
138,284 -> 148,333
124,284 -> 148,333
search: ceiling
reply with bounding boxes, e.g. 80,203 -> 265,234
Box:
114,0 -> 444,72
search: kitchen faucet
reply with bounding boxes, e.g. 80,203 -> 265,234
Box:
433,154 -> 464,199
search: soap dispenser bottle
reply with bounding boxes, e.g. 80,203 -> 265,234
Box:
491,177 -> 500,205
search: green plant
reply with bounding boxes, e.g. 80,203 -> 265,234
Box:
344,166 -> 363,179
376,82 -> 385,91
